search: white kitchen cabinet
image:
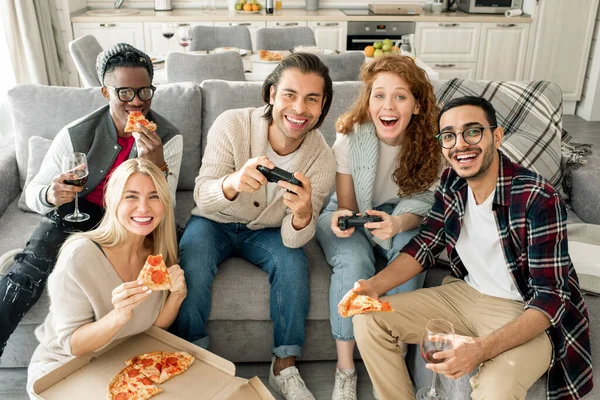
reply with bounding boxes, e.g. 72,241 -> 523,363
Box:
214,21 -> 266,51
524,0 -> 599,102
307,21 -> 347,52
477,23 -> 529,81
416,22 -> 481,62
266,21 -> 308,28
73,22 -> 145,51
144,22 -> 213,55
430,62 -> 477,80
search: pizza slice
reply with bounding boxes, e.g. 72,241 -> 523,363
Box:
107,365 -> 162,400
259,50 -> 285,62
137,254 -> 172,291
126,351 -> 165,384
159,351 -> 195,384
124,111 -> 158,133
337,290 -> 393,318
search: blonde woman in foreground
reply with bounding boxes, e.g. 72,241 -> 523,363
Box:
27,158 -> 186,397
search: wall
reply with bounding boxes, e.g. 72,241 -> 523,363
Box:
576,5 -> 600,120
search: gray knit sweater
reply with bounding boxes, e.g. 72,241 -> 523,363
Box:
192,107 -> 336,249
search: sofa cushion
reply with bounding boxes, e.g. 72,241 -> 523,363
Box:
7,83 -> 202,192
0,197 -> 43,257
433,79 -> 563,188
18,136 -> 52,212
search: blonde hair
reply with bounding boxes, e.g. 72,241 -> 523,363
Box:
336,55 -> 441,197
64,159 -> 178,266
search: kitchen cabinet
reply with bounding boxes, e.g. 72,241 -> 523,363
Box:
308,21 -> 347,52
524,0 -> 599,102
430,62 -> 477,80
214,21 -> 266,51
144,22 -> 213,55
477,23 -> 529,81
416,22 -> 481,62
266,21 -> 308,29
73,22 -> 145,51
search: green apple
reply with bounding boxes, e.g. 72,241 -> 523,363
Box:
234,3 -> 243,10
373,49 -> 384,57
373,41 -> 383,50
382,43 -> 392,52
382,39 -> 393,46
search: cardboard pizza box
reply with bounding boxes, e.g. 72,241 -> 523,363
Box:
32,326 -> 274,400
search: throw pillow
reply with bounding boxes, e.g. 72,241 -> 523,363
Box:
568,223 -> 600,295
18,136 -> 53,212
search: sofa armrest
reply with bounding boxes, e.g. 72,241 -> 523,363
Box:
570,153 -> 600,225
0,142 -> 20,217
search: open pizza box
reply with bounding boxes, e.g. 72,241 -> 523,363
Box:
31,326 -> 275,400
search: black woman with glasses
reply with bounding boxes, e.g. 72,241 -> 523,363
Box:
0,43 -> 183,358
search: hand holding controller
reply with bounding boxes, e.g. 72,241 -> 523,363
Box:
256,165 -> 303,190
338,213 -> 383,231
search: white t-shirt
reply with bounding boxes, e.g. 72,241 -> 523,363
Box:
455,187 -> 522,301
331,132 -> 401,207
265,143 -> 298,205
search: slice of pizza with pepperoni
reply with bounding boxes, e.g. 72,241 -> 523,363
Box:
137,254 -> 172,291
337,290 -> 393,318
124,111 -> 158,133
107,365 -> 161,400
158,351 -> 195,384
126,351 -> 165,384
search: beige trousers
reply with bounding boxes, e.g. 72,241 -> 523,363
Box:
353,277 -> 552,400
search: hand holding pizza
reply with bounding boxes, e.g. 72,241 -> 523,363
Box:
111,280 -> 152,326
133,123 -> 165,169
222,156 -> 274,199
167,264 -> 187,299
279,172 -> 313,230
330,209 -> 357,238
352,279 -> 379,300
46,172 -> 84,207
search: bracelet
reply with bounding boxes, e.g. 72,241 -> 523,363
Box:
159,162 -> 168,172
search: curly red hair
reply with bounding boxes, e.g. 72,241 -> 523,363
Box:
336,55 -> 441,197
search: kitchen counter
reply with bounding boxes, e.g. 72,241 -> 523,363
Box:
71,8 -> 531,23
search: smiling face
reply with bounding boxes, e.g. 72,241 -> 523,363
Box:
117,173 -> 164,238
368,72 -> 420,147
268,68 -> 325,149
439,105 -> 503,182
102,66 -> 152,137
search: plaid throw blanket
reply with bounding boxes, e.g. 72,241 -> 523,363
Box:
436,79 -> 563,188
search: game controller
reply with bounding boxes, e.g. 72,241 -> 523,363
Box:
256,165 -> 302,188
338,213 -> 383,231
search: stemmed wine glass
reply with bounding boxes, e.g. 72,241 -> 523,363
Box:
61,152 -> 90,223
177,24 -> 193,53
162,23 -> 175,52
417,319 -> 455,400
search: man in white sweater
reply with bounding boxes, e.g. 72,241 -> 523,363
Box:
0,43 -> 183,357
174,53 -> 336,400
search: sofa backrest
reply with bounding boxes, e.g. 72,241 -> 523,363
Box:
199,80 -> 363,160
8,83 -> 202,191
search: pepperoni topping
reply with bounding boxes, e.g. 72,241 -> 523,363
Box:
151,270 -> 166,284
126,368 -> 140,378
381,302 -> 392,311
129,111 -> 143,118
166,357 -> 178,366
115,393 -> 128,400
141,358 -> 154,367
141,377 -> 153,385
156,362 -> 162,372
147,255 -> 163,267
139,119 -> 149,126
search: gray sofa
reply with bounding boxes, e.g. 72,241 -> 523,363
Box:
1,79 -> 599,399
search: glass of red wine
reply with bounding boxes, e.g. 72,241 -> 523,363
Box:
62,152 -> 90,223
177,24 -> 192,53
162,24 -> 175,52
417,319 -> 455,400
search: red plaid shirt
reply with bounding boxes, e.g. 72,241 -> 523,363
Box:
402,151 -> 593,399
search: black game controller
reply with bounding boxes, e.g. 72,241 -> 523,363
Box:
338,213 -> 383,231
257,165 -> 302,188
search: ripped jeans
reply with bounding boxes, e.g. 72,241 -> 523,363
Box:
0,199 -> 103,356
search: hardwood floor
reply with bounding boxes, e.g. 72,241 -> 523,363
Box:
1,115 -> 597,400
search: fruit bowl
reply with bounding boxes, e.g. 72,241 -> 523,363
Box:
234,0 -> 263,12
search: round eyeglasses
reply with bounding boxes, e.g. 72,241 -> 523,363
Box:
435,126 -> 497,149
104,85 -> 156,102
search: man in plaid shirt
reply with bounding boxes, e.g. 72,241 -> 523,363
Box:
352,96 -> 592,400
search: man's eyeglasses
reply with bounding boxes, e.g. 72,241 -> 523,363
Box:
104,85 -> 156,102
435,126 -> 497,149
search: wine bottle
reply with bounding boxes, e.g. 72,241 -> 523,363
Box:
266,0 -> 274,14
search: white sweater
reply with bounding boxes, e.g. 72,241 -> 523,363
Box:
192,107 -> 336,248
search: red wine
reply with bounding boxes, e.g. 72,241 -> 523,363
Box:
64,176 -> 88,187
162,32 -> 174,39
179,42 -> 190,47
421,349 -> 444,364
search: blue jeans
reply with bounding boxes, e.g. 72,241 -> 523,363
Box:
316,203 -> 425,341
173,216 -> 309,359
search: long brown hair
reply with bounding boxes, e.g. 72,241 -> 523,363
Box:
337,55 -> 441,197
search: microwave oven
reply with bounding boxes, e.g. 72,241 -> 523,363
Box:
457,0 -> 522,14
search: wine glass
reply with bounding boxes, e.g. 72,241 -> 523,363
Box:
62,152 -> 90,223
177,24 -> 193,53
417,319 -> 455,400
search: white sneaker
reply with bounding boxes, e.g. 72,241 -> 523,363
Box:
331,368 -> 357,400
269,358 -> 316,400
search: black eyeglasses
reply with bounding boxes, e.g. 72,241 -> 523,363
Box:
105,85 -> 156,102
435,126 -> 497,149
